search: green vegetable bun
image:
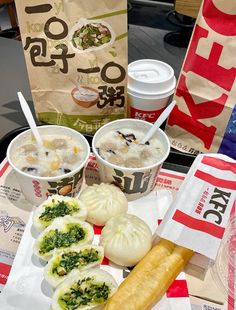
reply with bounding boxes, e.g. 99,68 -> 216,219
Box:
33,195 -> 87,232
44,244 -> 104,287
34,216 -> 94,261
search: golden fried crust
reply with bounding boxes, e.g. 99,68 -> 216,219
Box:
105,239 -> 194,310
129,239 -> 175,275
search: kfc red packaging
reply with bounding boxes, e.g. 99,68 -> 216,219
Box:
165,0 -> 236,159
157,154 -> 236,260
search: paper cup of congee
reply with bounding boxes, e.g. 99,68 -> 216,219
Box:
7,125 -> 90,205
92,119 -> 170,201
128,59 -> 176,123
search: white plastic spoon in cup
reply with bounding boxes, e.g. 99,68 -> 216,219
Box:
140,100 -> 176,145
17,91 -> 43,146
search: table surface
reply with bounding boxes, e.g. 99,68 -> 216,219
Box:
0,37 -> 35,140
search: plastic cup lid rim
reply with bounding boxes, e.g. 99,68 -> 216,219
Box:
128,78 -> 176,98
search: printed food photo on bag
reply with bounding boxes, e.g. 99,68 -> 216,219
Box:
15,0 -> 128,135
165,0 -> 236,159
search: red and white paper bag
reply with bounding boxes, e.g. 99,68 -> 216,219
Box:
157,154 -> 236,260
165,0 -> 236,159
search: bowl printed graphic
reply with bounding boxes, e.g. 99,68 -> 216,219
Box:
69,18 -> 115,53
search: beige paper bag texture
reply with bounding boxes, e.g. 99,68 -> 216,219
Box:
15,0 -> 128,135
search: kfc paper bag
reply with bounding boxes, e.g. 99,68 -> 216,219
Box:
15,0 -> 127,135
165,0 -> 236,159
157,154 -> 236,260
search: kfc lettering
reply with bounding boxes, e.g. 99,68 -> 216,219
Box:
202,0 -> 236,36
167,0 -> 236,152
130,106 -> 165,123
183,25 -> 236,91
203,187 -> 231,225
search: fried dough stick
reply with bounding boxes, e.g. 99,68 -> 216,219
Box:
105,239 -> 193,310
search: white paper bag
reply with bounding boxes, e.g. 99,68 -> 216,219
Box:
157,154 -> 236,260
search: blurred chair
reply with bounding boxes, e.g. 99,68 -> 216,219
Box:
164,0 -> 202,47
175,0 -> 202,18
0,0 -> 19,39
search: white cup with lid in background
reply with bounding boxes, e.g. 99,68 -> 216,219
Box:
128,59 -> 176,123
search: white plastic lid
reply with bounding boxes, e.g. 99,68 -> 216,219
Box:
128,59 -> 176,98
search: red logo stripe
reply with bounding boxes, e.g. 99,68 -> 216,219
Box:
172,209 -> 225,239
93,225 -> 103,235
195,169 -> 236,190
0,262 -> 11,285
227,291 -> 235,310
227,263 -> 235,310
101,257 -> 109,265
0,161 -> 10,177
227,201 -> 236,310
166,279 -> 189,298
202,156 -> 236,174
159,171 -> 185,180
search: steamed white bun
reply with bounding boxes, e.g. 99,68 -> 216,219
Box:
33,195 -> 87,232
79,183 -> 128,226
51,268 -> 118,310
34,216 -> 94,261
44,244 -> 104,288
100,214 -> 152,266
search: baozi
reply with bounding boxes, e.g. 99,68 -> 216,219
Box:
33,195 -> 87,232
44,244 -> 104,287
100,214 -> 152,266
51,268 -> 118,310
79,183 -> 128,226
34,216 -> 94,261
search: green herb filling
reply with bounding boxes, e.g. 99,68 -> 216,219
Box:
72,23 -> 111,50
39,200 -> 80,225
52,249 -> 100,276
58,277 -> 110,310
39,224 -> 86,255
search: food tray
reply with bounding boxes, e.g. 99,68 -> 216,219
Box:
0,126 -> 196,310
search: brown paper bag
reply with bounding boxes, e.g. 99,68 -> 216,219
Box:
15,0 -> 127,135
165,0 -> 236,159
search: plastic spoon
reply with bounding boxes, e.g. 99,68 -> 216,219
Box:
17,91 -> 43,146
140,100 -> 176,144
